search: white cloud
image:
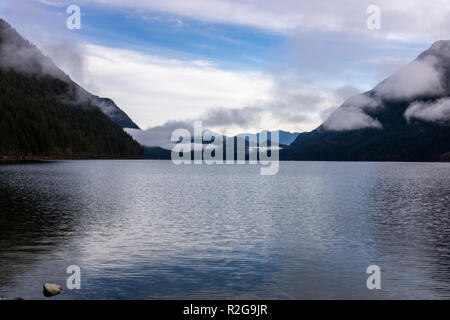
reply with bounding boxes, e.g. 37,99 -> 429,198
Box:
125,122 -> 193,149
83,44 -> 273,130
83,44 -> 357,134
323,106 -> 382,131
322,93 -> 382,131
89,0 -> 450,41
341,94 -> 381,111
405,98 -> 450,123
1,0 -> 88,83
374,56 -> 444,100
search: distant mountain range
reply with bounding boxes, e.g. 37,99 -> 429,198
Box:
236,130 -> 299,146
127,128 -> 297,149
0,19 -> 142,159
127,128 -> 294,159
281,41 -> 450,161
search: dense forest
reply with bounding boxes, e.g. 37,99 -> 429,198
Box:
0,68 -> 143,159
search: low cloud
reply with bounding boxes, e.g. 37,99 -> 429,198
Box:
39,37 -> 86,85
1,0 -> 87,84
323,106 -> 382,131
0,20 -> 66,79
126,78 -> 366,148
405,98 -> 450,123
125,121 -> 194,148
267,30 -> 408,132
320,86 -> 362,121
322,93 -> 382,131
374,56 -> 444,100
343,94 -> 381,111
322,42 -> 449,131
200,106 -> 263,128
125,106 -> 263,148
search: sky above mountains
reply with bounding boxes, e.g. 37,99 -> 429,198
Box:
1,0 -> 449,134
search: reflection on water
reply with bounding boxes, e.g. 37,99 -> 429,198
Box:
1,160 -> 450,299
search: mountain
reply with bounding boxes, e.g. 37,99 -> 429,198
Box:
0,19 -> 143,159
74,87 -> 139,129
143,146 -> 172,159
281,41 -> 450,162
237,130 -> 299,146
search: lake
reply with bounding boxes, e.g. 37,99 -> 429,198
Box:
1,160 -> 450,299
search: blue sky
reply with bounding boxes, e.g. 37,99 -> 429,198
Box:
12,0 -> 285,70
1,0 -> 448,134
79,6 -> 285,71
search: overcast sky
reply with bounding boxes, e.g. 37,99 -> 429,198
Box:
1,0 -> 449,134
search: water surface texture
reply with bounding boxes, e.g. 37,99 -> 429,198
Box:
1,161 -> 450,299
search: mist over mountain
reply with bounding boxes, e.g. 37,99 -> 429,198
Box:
281,41 -> 450,162
73,86 -> 140,129
0,19 -> 142,158
0,18 -> 139,130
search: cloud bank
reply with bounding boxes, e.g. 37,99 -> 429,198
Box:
405,98 -> 450,123
125,121 -> 194,148
323,107 -> 382,131
323,94 -> 382,131
83,44 -> 273,130
374,56 -> 445,100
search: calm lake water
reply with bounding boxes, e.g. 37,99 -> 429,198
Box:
1,160 -> 450,299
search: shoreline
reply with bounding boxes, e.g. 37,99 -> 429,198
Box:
3,158 -> 450,165
0,156 -> 145,164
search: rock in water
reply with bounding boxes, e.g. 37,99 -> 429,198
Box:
43,284 -> 63,297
